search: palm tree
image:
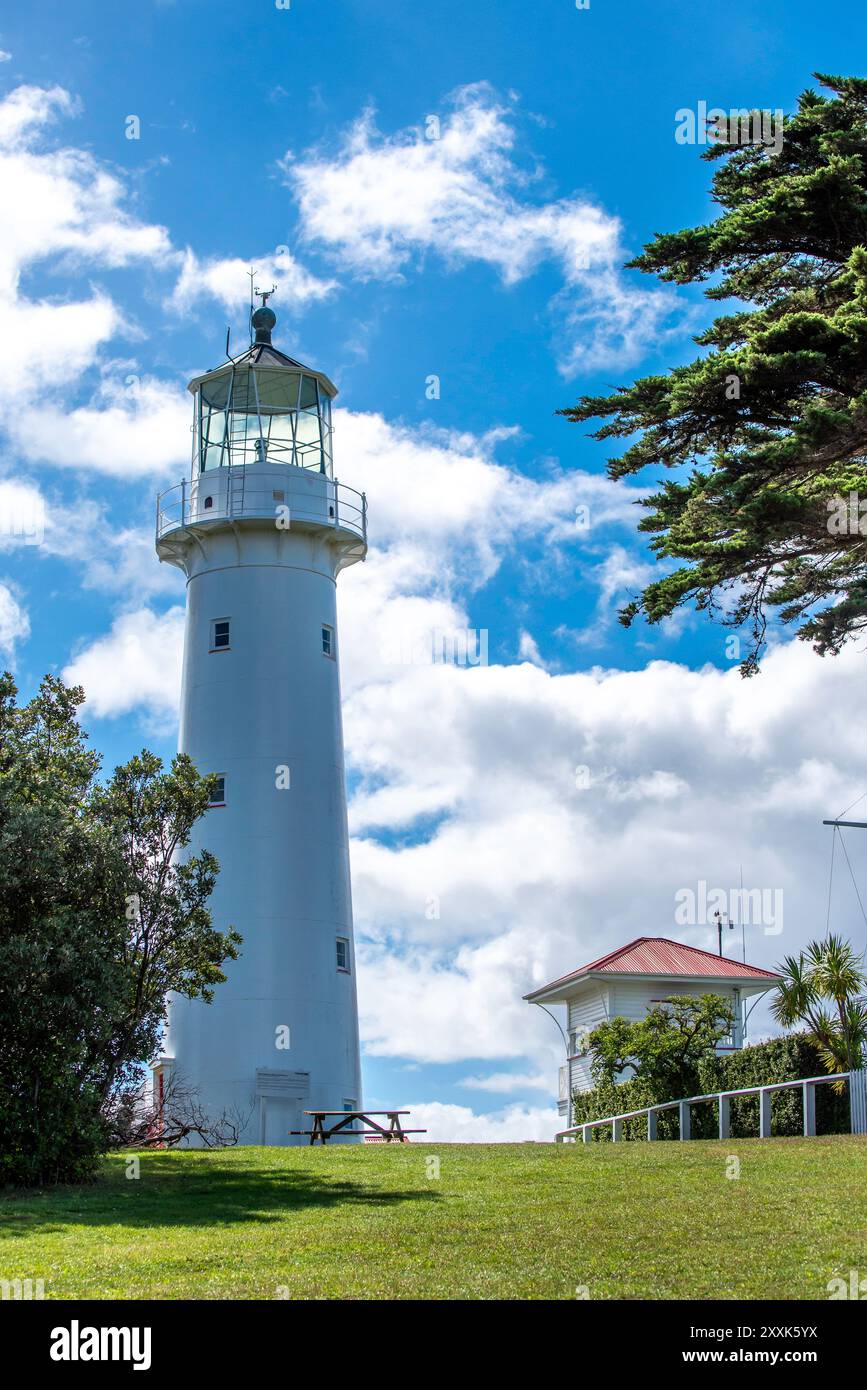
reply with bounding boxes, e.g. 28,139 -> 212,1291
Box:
772,935 -> 867,1076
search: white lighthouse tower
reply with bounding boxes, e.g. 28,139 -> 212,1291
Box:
154,296 -> 365,1145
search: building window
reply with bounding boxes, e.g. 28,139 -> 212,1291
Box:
203,495 -> 213,510
210,618 -> 230,651
336,937 -> 349,972
208,775 -> 226,807
322,624 -> 334,658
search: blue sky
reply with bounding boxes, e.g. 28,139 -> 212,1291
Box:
3,1 -> 867,1139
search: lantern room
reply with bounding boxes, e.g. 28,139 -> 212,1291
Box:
187,304 -> 336,478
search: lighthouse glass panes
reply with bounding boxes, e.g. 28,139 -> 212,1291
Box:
196,366 -> 333,476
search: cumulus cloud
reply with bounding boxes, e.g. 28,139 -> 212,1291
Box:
348,637 -> 867,1072
0,82 -> 184,479
404,1100 -> 560,1142
458,1070 -> 552,1094
8,375 -> 191,478
167,247 -> 336,315
331,407 -> 639,701
285,83 -> 683,370
0,82 -> 340,477
63,607 -> 185,724
0,580 -> 29,657
0,478 -> 182,598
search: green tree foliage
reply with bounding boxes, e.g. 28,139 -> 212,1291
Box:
560,74 -> 867,672
771,934 -> 867,1076
572,1033 -> 850,1139
0,674 -> 240,1185
587,993 -> 734,1102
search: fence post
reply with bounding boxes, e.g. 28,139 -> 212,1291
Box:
679,1101 -> 691,1141
582,1125 -> 591,1144
851,1068 -> 867,1134
803,1081 -> 816,1137
612,1118 -> 623,1142
718,1095 -> 730,1140
759,1088 -> 772,1138
647,1110 -> 657,1141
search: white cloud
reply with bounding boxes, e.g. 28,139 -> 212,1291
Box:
0,52 -> 12,64
404,1100 -> 560,1142
0,478 -> 45,545
348,637 -> 867,1073
0,83 -> 180,476
9,375 -> 191,477
285,83 -> 682,370
518,629 -> 548,668
458,1070 -> 552,1094
0,84 -> 169,304
0,478 -> 183,598
167,248 -> 336,316
358,929 -> 555,1063
63,607 -> 185,723
0,580 -> 29,657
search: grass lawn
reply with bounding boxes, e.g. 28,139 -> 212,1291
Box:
2,1136 -> 866,1300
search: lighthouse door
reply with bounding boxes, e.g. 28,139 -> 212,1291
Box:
260,1097 -> 298,1147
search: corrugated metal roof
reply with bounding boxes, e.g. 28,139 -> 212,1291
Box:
526,936 -> 781,1000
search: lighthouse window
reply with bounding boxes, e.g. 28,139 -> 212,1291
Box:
321,624 -> 334,658
208,776 -> 226,807
336,937 -> 349,972
210,619 -> 230,651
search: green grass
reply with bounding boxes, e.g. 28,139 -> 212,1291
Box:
2,1137 -> 866,1299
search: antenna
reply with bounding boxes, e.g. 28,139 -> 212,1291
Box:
225,326 -> 232,360
248,267 -> 256,347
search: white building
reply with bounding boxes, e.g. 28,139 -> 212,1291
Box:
524,937 -> 781,1117
152,299 -> 365,1144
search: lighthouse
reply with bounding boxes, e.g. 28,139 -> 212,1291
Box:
153,297 -> 365,1145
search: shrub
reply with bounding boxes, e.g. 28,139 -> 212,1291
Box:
570,1032 -> 850,1140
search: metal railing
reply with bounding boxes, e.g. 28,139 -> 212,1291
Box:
155,475 -> 366,547
555,1068 -> 867,1142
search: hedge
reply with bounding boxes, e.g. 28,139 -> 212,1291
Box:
570,1033 -> 850,1140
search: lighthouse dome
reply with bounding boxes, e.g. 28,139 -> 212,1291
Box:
187,308 -> 336,477
251,305 -> 277,340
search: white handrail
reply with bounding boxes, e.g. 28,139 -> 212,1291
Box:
155,475 -> 366,545
555,1068 -> 867,1142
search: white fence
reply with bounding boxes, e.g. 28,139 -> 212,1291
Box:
556,1068 -> 867,1143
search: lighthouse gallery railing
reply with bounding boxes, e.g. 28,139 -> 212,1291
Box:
155,475 -> 366,546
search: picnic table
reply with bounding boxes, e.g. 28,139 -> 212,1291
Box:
290,1110 -> 426,1145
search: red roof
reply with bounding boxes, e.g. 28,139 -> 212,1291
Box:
526,936 -> 780,1000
